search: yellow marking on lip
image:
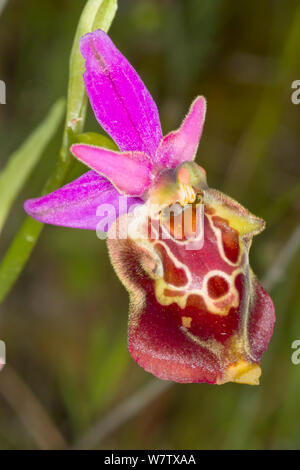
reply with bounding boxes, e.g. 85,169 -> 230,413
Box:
155,278 -> 187,308
182,316 -> 192,328
154,262 -> 242,316
217,359 -> 261,385
205,190 -> 265,237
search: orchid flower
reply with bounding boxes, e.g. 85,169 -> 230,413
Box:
24,30 -> 275,385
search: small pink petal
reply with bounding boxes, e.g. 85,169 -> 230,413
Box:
80,30 -> 162,159
71,144 -> 153,196
156,96 -> 206,168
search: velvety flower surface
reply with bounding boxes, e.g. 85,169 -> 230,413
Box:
25,29 -> 275,385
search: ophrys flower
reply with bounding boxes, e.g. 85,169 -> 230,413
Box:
25,30 -> 275,385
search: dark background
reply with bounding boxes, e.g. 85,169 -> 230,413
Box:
0,0 -> 299,449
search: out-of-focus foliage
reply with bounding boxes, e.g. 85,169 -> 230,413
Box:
0,0 -> 299,450
0,98 -> 65,234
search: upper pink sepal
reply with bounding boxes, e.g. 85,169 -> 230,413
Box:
80,30 -> 162,159
155,96 -> 206,168
71,144 -> 153,196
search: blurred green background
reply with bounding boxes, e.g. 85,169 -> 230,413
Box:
0,0 -> 300,450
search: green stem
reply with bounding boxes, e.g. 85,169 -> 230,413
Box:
0,152 -> 73,304
0,0 -> 118,303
